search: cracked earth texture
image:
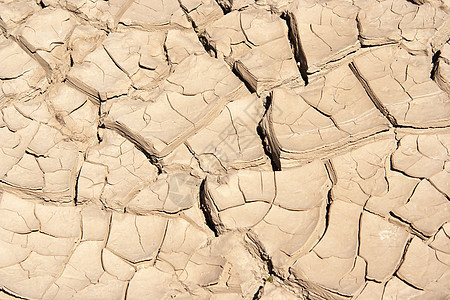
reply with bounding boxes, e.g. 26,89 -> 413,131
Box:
0,0 -> 449,299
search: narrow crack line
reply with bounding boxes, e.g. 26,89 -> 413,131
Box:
113,0 -> 135,30
252,285 -> 264,300
123,281 -> 130,300
309,24 -> 332,52
102,120 -> 163,173
311,188 -> 333,251
239,14 -> 256,48
198,31 -> 218,58
388,212 -> 430,239
102,213 -> 113,252
0,179 -> 46,195
389,154 -> 423,180
0,72 -> 27,81
430,49 -> 445,88
257,94 -> 281,171
406,0 -> 425,6
356,211 -> 364,278
176,3 -> 258,93
184,141 -> 212,173
322,286 -> 355,298
24,149 -> 47,158
162,34 -> 172,68
134,217 -> 146,253
165,94 -> 194,125
226,106 -> 242,153
348,62 -> 398,126
281,12 -> 309,85
97,104 -> 104,144
395,274 -> 424,291
199,179 -> 220,236
362,207 -> 386,218
284,274 -> 312,299
0,18 -> 7,36
15,35 -> 52,78
246,232 -> 276,279
0,288 -> 30,300
232,61 -> 257,93
215,0 -> 232,14
69,52 -> 74,67
64,77 -> 101,104
396,124 -> 450,130
305,102 -> 348,134
404,180 -> 420,205
177,0 -> 194,18
427,179 -> 450,201
366,277 -> 382,284
73,166 -> 82,206
316,159 -> 336,249
103,45 -> 130,77
324,159 -> 337,185
355,14 -> 364,45
177,0 -> 218,58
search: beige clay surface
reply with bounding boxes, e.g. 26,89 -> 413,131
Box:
0,0 -> 449,299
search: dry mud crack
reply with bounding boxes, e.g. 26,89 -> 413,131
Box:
0,0 -> 449,299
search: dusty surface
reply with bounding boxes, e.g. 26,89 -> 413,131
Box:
0,0 -> 449,299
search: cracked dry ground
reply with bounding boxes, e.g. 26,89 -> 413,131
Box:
1,0 -> 450,299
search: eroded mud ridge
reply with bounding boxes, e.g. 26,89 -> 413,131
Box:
0,0 -> 449,299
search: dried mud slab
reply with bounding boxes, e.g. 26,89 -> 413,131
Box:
288,0 -> 360,74
291,137 -> 450,299
185,94 -> 268,173
0,0 -> 449,299
0,35 -> 49,104
261,64 -> 391,167
203,159 -> 331,273
355,0 -> 448,54
202,8 -> 301,94
0,98 -> 85,202
103,53 -> 248,159
351,45 -> 450,128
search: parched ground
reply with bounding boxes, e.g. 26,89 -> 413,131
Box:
0,0 -> 449,299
